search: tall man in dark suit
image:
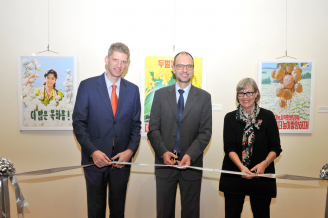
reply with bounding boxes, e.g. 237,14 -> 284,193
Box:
73,42 -> 141,218
147,52 -> 212,218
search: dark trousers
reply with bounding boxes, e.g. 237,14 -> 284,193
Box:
224,192 -> 272,218
84,167 -> 130,218
156,168 -> 202,218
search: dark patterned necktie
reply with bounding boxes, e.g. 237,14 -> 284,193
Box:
174,89 -> 185,154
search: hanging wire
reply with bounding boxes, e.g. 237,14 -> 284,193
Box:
38,0 -> 58,54
173,0 -> 175,51
277,0 -> 296,59
48,0 -> 50,47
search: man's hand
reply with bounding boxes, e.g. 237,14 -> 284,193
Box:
177,155 -> 191,169
162,151 -> 177,165
91,150 -> 111,168
111,149 -> 134,169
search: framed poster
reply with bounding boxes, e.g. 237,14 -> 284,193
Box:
141,55 -> 205,134
18,54 -> 77,130
258,59 -> 315,133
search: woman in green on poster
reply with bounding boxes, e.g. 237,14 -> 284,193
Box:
25,69 -> 64,106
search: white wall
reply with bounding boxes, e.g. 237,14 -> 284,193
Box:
1,0 -> 328,217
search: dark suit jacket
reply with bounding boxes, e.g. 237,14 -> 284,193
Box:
147,84 -> 212,180
73,74 -> 141,172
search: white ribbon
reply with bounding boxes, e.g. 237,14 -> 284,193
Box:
2,161 -> 326,217
15,162 -> 327,181
0,175 -> 29,218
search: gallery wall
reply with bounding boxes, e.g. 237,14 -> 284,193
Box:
1,0 -> 328,217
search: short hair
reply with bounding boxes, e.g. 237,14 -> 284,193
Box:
236,78 -> 261,103
173,51 -> 194,66
107,42 -> 130,61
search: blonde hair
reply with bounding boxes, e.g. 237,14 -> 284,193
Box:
108,42 -> 130,61
236,78 -> 261,103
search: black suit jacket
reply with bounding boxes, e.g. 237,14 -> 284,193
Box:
73,74 -> 141,172
147,84 -> 212,180
219,108 -> 282,198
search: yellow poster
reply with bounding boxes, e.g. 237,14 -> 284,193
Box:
144,56 -> 203,132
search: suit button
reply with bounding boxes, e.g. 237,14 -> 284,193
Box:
113,121 -> 116,124
173,134 -> 176,137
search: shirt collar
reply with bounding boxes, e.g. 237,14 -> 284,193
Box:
104,71 -> 121,90
175,82 -> 191,95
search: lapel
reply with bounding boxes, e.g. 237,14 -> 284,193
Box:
115,78 -> 128,119
166,85 -> 179,121
97,74 -> 114,117
181,85 -> 198,121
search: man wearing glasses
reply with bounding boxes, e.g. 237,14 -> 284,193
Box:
147,51 -> 212,218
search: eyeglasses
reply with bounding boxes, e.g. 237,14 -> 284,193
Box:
237,92 -> 255,97
175,64 -> 194,70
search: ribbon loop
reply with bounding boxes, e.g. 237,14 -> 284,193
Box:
1,158 -> 28,218
9,176 -> 29,217
0,176 -> 10,218
0,177 -> 4,218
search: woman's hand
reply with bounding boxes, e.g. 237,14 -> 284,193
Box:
250,161 -> 268,177
240,165 -> 256,179
229,152 -> 255,179
24,73 -> 37,86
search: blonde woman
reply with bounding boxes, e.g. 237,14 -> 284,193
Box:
219,78 -> 282,218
